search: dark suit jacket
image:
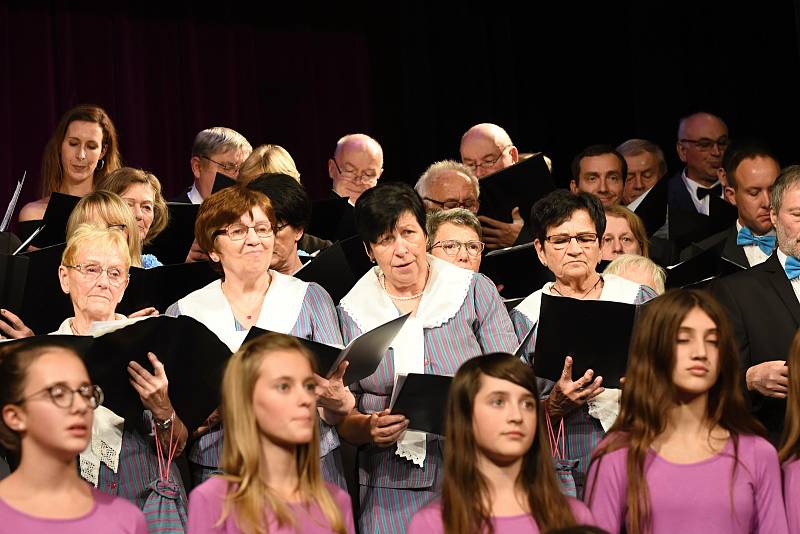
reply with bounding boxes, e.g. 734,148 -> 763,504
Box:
712,253 -> 800,441
679,224 -> 749,268
667,170 -> 697,213
170,188 -> 194,204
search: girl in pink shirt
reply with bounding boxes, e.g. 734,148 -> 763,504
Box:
0,338 -> 146,533
779,330 -> 800,534
407,353 -> 594,534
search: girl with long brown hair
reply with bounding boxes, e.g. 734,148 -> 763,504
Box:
408,353 -> 594,534
779,330 -> 800,532
186,333 -> 353,534
586,289 -> 788,534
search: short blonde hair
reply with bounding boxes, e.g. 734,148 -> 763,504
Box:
238,144 -> 300,183
66,191 -> 143,268
100,167 -> 169,244
62,223 -> 131,271
603,254 -> 665,294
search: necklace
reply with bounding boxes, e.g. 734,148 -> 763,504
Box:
550,276 -> 604,300
379,263 -> 431,301
224,273 -> 272,321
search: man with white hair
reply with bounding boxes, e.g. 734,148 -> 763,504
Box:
414,160 -> 479,214
327,133 -> 384,204
459,123 -> 523,249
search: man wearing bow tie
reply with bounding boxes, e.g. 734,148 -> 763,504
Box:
713,165 -> 800,443
679,142 -> 780,267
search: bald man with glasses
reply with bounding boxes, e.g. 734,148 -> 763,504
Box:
327,133 -> 384,204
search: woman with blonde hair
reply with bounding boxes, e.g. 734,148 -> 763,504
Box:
19,104 -> 122,223
779,330 -> 800,532
186,333 -> 354,534
100,167 -> 170,248
408,353 -> 594,534
600,205 -> 649,261
66,190 -> 158,268
586,289 -> 787,533
239,145 -> 301,184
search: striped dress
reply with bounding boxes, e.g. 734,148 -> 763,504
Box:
509,274 -> 656,498
165,271 -> 347,490
338,256 -> 518,534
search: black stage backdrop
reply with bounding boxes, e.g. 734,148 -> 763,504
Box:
1,1 -> 799,222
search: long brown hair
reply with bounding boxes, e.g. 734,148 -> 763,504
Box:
587,289 -> 764,534
780,330 -> 800,463
40,104 -> 121,197
443,353 -> 576,534
218,333 -> 346,534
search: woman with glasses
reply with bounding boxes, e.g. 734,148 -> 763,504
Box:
0,339 -> 147,532
426,208 -> 484,272
335,182 -> 518,534
509,190 -> 657,498
166,186 -> 353,490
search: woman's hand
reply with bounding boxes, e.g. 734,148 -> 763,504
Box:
0,309 -> 34,339
369,409 -> 409,447
127,352 -> 174,420
548,356 -> 605,418
315,361 -> 356,420
128,307 -> 159,319
194,408 -> 221,438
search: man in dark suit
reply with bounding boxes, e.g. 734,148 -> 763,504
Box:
680,142 -> 780,267
713,165 -> 800,442
666,112 -> 737,249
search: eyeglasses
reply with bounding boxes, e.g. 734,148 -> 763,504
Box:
64,263 -> 129,287
679,137 -> 730,153
16,383 -> 104,410
274,222 -> 290,233
430,239 -> 485,257
423,197 -> 478,211
200,155 -> 241,174
332,160 -> 381,184
544,233 -> 598,249
463,145 -> 513,171
214,222 -> 274,241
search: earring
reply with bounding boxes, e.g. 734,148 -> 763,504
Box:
369,257 -> 376,264
96,159 -> 105,171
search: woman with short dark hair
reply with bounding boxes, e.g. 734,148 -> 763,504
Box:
336,182 -> 518,533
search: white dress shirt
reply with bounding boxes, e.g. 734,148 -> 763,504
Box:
736,221 -> 774,267
777,248 -> 800,305
187,183 -> 203,204
681,169 -> 723,215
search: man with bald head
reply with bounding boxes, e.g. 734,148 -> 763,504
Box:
327,133 -> 384,204
415,160 -> 480,214
460,123 -> 525,249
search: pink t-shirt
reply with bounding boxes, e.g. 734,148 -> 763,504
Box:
186,476 -> 355,534
0,486 -> 147,533
585,433 -> 788,534
783,459 -> 800,534
406,497 -> 595,534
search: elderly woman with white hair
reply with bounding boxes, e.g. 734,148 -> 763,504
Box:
603,254 -> 666,295
425,208 -> 484,272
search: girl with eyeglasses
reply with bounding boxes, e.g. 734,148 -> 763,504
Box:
0,339 -> 147,532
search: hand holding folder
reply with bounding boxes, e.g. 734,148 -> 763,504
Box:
388,372 -> 453,435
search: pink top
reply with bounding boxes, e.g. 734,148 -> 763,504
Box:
186,476 -> 355,534
406,498 -> 595,534
783,459 -> 800,534
0,486 -> 146,533
585,433 -> 788,534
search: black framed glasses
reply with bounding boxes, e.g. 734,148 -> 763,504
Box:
423,197 -> 478,211
17,383 -> 104,410
200,155 -> 241,173
274,222 -> 290,233
544,233 -> 598,250
332,159 -> 381,183
679,137 -> 729,153
214,222 -> 274,241
463,145 -> 513,171
430,239 -> 485,257
64,263 -> 129,287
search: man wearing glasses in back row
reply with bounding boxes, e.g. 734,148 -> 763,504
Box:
459,123 -> 524,249
327,133 -> 384,204
177,126 -> 252,204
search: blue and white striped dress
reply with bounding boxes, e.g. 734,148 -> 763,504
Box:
338,256 -> 518,534
509,274 -> 657,498
166,270 -> 347,490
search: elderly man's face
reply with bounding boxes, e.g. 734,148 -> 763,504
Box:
677,115 -> 728,186
422,171 -> 479,213
571,154 -> 624,207
329,144 -> 383,203
772,184 -> 800,258
623,151 -> 662,205
460,135 -> 516,179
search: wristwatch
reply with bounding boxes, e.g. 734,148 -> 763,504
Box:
154,412 -> 174,431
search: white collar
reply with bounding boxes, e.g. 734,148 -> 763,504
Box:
735,219 -> 775,238
681,168 -> 721,195
187,183 -> 203,205
626,187 -> 649,211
